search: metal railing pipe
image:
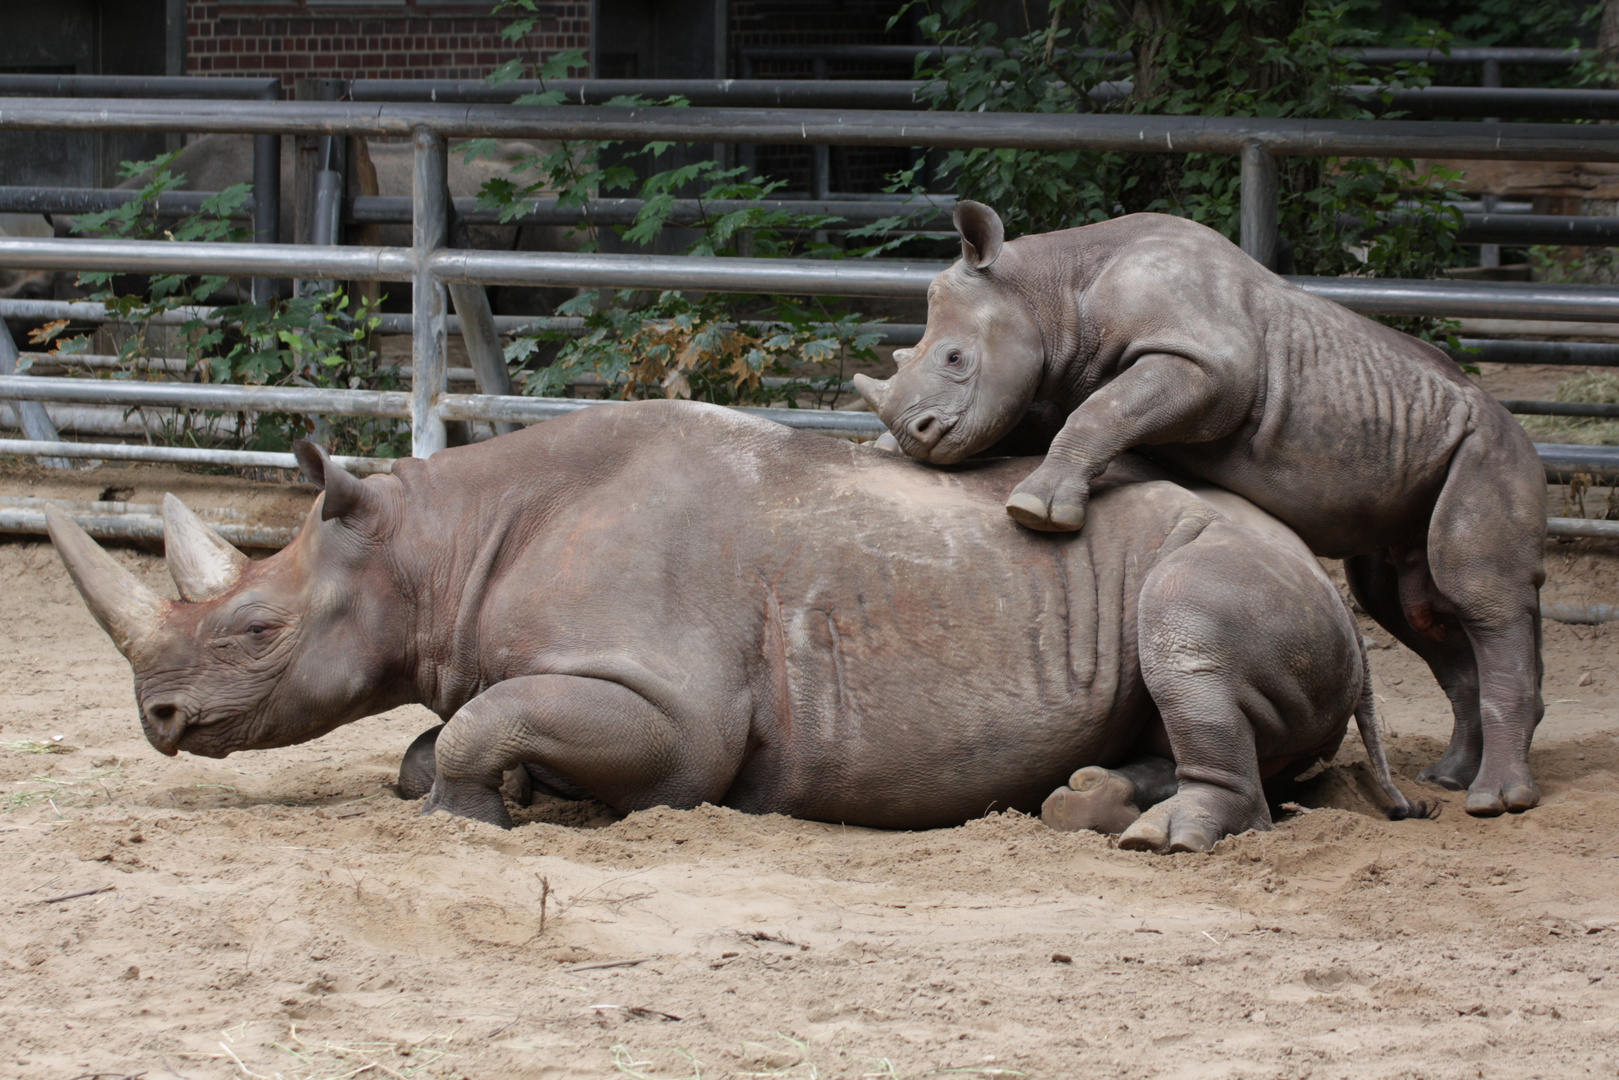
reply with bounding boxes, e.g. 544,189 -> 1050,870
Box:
1539,443 -> 1619,476
1288,277 -> 1619,322
0,375 -> 411,418
0,189 -> 953,228
434,393 -> 889,439
411,127 -> 449,458
352,78 -> 932,109
0,186 -> 253,218
0,298 -> 222,326
1347,47 -> 1581,65
9,99 -> 1619,162
0,438 -> 394,475
0,503 -> 300,547
350,194 -> 954,227
0,237 -> 416,281
1347,86 -> 1619,120
0,298 -> 933,347
1455,214 -> 1619,248
0,75 -> 282,98
1455,340 -> 1619,367
427,249 -> 943,297
1501,400 -> 1619,418
732,45 -> 1580,66
3,238 -> 1616,321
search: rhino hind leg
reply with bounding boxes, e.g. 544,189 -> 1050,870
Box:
1121,530 -> 1365,853
1420,433 -> 1546,817
1041,756 -> 1177,835
1345,553 -> 1481,791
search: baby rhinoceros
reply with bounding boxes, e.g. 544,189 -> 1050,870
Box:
855,203 -> 1547,819
47,401 -> 1425,851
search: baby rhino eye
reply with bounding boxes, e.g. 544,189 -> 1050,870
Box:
946,350 -> 963,365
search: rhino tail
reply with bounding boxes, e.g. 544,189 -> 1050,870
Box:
1344,592 -> 1439,822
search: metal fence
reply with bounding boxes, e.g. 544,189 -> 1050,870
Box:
2,91 -> 1619,484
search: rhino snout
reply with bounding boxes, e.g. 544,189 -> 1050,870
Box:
903,410 -> 956,456
142,701 -> 189,756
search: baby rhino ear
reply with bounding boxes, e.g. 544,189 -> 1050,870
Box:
954,200 -> 1004,271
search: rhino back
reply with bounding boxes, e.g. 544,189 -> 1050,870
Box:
405,402 -> 1183,828
1026,214 -> 1512,555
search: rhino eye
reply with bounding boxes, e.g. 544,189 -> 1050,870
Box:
946,349 -> 963,365
247,623 -> 269,636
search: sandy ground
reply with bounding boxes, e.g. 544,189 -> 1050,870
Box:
0,455 -> 1614,1080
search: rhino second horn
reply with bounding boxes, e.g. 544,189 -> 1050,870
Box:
44,505 -> 166,659
162,493 -> 248,602
852,373 -> 894,415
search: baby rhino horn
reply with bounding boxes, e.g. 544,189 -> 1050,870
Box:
852,372 -> 894,414
162,493 -> 248,602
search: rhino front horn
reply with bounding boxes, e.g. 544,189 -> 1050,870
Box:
162,493 -> 248,602
44,505 -> 166,660
853,373 -> 894,416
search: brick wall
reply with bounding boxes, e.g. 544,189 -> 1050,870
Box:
730,1 -> 922,195
186,2 -> 591,86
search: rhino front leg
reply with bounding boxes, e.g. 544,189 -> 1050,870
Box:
1008,354 -> 1236,532
422,674 -> 715,829
397,722 -> 536,807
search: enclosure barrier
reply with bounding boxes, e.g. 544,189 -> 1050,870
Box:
0,76 -> 283,303
3,95 -> 1619,478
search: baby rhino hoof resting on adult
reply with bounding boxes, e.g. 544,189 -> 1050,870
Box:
856,200 -> 1549,819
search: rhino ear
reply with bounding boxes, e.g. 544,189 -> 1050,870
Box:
294,440 -> 368,522
954,200 -> 1004,271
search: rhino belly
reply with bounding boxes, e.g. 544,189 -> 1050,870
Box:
723,535 -> 1155,830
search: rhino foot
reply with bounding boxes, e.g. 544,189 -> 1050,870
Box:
1416,741 -> 1479,792
1042,767 -> 1144,835
1117,784 -> 1270,854
1463,762 -> 1540,818
1006,460 -> 1088,532
422,777 -> 514,829
1006,490 -> 1086,532
398,723 -> 446,800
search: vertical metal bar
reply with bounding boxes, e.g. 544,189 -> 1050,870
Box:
447,210 -> 517,436
738,53 -> 757,177
1240,140 -> 1280,271
251,82 -> 283,304
810,56 -> 831,199
411,127 -> 449,458
1479,58 -> 1503,270
0,318 -> 69,468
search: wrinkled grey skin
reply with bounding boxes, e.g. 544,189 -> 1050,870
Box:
856,202 -> 1547,819
47,401 -> 1423,851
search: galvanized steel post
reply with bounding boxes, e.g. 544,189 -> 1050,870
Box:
251,81 -> 283,304
447,211 -> 517,434
1240,140 -> 1280,271
411,128 -> 449,457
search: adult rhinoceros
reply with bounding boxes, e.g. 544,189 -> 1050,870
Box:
45,401 -> 1422,852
